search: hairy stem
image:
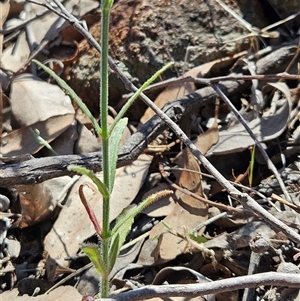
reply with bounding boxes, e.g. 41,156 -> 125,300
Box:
100,1 -> 113,297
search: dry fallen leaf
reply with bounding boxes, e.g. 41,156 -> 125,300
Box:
1,0 -> 98,72
208,93 -> 291,156
0,0 -> 9,52
1,285 -> 82,301
144,116 -> 219,264
142,182 -> 176,217
149,148 -> 208,264
41,121 -> 79,156
2,74 -> 75,156
140,67 -> 198,124
15,176 -> 72,228
2,115 -> 75,156
10,74 -> 75,127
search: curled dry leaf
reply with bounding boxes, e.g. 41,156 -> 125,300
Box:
151,266 -> 214,301
208,82 -> 291,156
16,176 -> 72,228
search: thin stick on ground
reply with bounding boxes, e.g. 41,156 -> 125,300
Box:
93,272 -> 300,301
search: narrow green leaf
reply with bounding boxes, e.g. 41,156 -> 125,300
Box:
111,209 -> 135,260
161,221 -> 173,231
111,190 -> 173,237
109,62 -> 174,135
102,0 -> 114,10
82,244 -> 108,277
151,233 -> 161,240
30,128 -> 58,155
249,145 -> 255,187
188,233 -> 208,244
108,117 -> 128,192
32,60 -> 101,136
68,165 -> 110,198
108,233 -> 120,272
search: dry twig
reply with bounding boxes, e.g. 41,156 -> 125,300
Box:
94,272 -> 300,301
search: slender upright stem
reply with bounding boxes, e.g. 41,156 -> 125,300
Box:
100,3 -> 111,240
100,1 -> 113,297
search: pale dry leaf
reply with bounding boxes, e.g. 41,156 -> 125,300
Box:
74,121 -> 101,154
110,154 -> 152,220
1,3 -> 66,72
41,121 -> 78,156
43,155 -> 152,279
43,175 -> 99,281
142,182 -> 176,217
1,0 -> 98,72
16,176 -> 72,228
148,196 -> 208,264
1,285 -> 82,301
204,220 -> 276,250
110,239 -> 145,279
136,237 -> 158,266
187,50 -> 247,79
112,263 -> 144,287
147,119 -> 220,263
152,264 -> 212,284
1,114 -> 75,156
0,0 -> 9,52
74,115 -> 130,154
207,97 -> 291,156
150,203 -> 195,264
194,121 -> 219,154
140,67 -> 198,124
10,74 -> 74,127
149,149 -> 208,264
265,82 -> 292,107
2,73 -> 75,156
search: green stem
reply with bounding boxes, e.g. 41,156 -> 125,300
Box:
100,11 -> 109,138
101,237 -> 110,297
100,0 -> 111,238
100,2 -> 112,297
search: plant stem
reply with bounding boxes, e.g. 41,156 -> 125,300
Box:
100,1 -> 113,297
